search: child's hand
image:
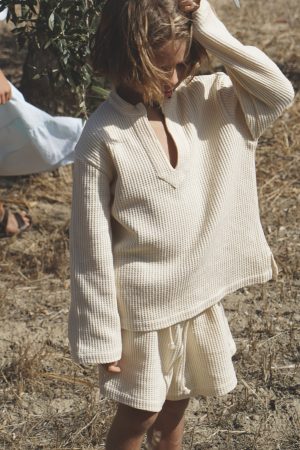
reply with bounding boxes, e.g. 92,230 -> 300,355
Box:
102,361 -> 122,373
178,0 -> 201,14
0,70 -> 12,105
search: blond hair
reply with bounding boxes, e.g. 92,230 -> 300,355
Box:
92,0 -> 207,104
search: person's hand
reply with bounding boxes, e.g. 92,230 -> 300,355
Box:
178,0 -> 201,14
102,361 -> 122,373
0,70 -> 12,104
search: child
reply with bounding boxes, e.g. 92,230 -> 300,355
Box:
68,0 -> 294,448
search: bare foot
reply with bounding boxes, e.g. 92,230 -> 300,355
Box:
0,203 -> 31,237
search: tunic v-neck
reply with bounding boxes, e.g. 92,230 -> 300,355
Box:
146,106 -> 179,170
138,114 -> 190,188
108,88 -> 191,188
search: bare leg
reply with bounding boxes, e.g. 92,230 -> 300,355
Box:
106,403 -> 159,450
147,399 -> 189,450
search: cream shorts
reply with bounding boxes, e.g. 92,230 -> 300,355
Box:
99,302 -> 237,412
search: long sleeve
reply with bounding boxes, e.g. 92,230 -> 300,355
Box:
192,0 -> 294,139
68,157 -> 122,365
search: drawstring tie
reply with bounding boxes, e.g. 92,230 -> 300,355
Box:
179,320 -> 190,395
168,320 -> 191,395
168,326 -> 176,350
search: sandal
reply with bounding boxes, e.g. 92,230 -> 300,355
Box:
0,205 -> 31,238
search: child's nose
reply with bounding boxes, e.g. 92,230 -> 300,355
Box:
170,69 -> 179,87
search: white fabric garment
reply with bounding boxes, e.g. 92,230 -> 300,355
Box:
69,0 -> 294,365
99,302 -> 237,411
0,83 -> 84,175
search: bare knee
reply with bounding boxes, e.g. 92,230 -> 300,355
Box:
161,399 -> 189,420
117,403 -> 159,434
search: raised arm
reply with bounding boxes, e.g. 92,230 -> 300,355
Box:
181,0 -> 294,139
69,125 -> 122,365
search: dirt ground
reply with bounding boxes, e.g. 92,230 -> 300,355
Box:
0,0 -> 299,449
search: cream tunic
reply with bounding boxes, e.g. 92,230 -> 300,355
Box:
69,0 -> 294,364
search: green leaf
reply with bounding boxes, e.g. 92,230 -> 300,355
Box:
4,0 -> 108,115
44,39 -> 53,50
91,85 -> 109,98
48,12 -> 55,31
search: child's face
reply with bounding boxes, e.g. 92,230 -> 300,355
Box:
118,39 -> 188,104
154,39 -> 189,98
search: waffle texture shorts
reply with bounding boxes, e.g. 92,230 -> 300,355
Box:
98,302 -> 237,412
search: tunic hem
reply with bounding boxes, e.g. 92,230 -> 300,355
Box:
120,267 -> 275,332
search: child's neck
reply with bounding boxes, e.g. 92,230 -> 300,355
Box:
116,84 -> 144,106
116,84 -> 162,117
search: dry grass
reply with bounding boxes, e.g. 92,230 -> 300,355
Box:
0,0 -> 300,448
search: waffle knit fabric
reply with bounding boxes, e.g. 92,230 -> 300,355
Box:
98,302 -> 237,412
69,0 -> 294,365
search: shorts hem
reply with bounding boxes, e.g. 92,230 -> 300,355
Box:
100,386 -> 164,412
200,377 -> 237,398
100,378 -> 237,411
166,379 -> 237,401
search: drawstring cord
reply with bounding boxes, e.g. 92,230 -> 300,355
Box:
179,320 -> 190,395
168,326 -> 176,350
168,320 -> 191,395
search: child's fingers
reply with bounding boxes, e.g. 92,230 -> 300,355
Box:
5,88 -> 12,103
102,361 -> 122,373
178,0 -> 200,13
0,91 -> 11,105
0,88 -> 12,104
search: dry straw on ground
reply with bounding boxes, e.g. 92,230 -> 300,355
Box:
0,0 -> 299,449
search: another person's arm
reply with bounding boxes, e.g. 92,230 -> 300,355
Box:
0,69 -> 12,104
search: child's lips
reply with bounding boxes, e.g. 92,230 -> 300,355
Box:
164,83 -> 179,97
164,89 -> 173,98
